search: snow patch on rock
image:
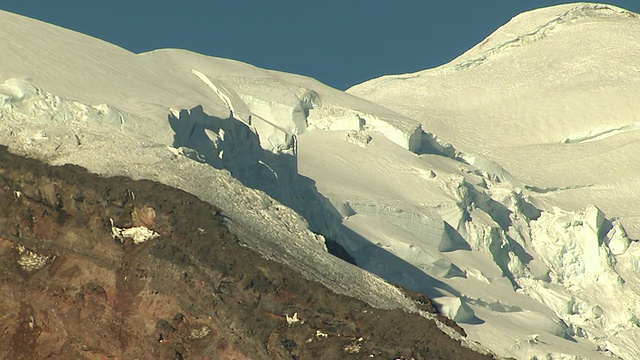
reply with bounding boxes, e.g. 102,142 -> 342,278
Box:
110,219 -> 160,244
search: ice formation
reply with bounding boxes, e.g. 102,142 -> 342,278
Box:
2,3 -> 640,359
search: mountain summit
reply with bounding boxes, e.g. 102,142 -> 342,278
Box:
350,3 -> 640,235
2,3 -> 640,359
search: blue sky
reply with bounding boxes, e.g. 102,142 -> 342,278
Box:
2,1 -> 639,90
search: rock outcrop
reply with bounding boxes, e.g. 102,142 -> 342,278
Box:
0,146 -> 492,360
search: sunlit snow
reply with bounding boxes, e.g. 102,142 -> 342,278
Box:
2,3 -> 640,359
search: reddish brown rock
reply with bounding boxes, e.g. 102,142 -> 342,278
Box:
0,146 -> 493,360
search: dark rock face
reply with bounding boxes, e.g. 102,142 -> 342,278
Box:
0,146 -> 492,360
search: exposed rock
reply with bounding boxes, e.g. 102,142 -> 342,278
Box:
0,146 -> 492,359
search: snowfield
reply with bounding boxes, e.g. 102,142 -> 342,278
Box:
2,3 -> 640,359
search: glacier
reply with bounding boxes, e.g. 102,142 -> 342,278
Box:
2,3 -> 640,359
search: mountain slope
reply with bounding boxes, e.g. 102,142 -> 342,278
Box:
0,146 -> 491,359
349,3 -> 640,359
3,4 -> 640,359
349,3 -> 640,236
0,8 -> 490,359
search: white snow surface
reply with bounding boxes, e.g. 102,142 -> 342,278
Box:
3,4 -> 640,359
347,3 -> 640,358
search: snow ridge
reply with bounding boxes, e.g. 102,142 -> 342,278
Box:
452,4 -> 637,71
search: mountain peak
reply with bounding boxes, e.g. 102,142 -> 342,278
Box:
448,3 -> 639,71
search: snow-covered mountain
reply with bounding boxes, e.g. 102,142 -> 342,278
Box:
2,3 -> 640,359
349,3 -> 640,358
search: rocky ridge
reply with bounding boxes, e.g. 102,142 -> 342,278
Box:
0,145 -> 492,359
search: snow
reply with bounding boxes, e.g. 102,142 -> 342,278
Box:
349,2 -> 640,231
0,7 -> 447,339
110,219 -> 160,244
3,3 -> 640,359
348,3 -> 640,358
